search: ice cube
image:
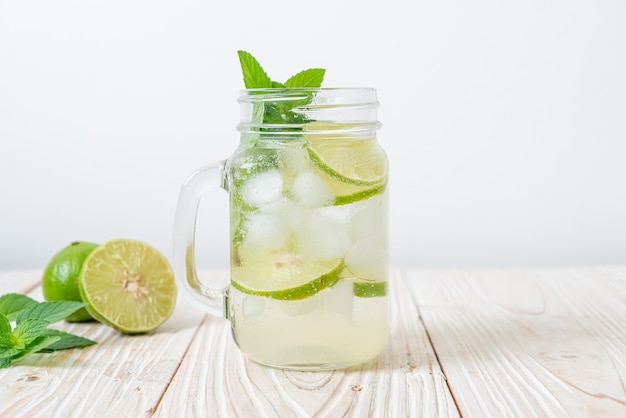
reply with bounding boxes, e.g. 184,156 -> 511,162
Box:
350,195 -> 387,243
243,212 -> 289,251
345,239 -> 388,281
289,172 -> 335,207
242,295 -> 266,320
296,209 -> 350,261
241,169 -> 283,208
258,197 -> 311,243
316,204 -> 352,224
322,278 -> 354,320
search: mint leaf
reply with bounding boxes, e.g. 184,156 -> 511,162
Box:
0,331 -> 23,350
252,101 -> 265,124
13,318 -> 50,346
284,68 -> 325,88
40,329 -> 96,351
0,334 -> 61,368
237,51 -> 326,128
10,335 -> 61,362
0,293 -> 38,321
0,346 -> 21,359
0,294 -> 99,368
0,332 -> 17,346
16,301 -> 85,324
238,50 -> 273,89
0,313 -> 10,334
0,334 -> 22,358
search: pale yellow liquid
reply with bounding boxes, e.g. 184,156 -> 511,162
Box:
227,138 -> 388,369
228,285 -> 388,369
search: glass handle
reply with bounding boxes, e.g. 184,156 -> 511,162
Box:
173,160 -> 228,318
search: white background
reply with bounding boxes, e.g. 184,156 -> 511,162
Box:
1,0 -> 625,270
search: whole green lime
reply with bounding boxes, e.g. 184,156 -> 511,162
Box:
42,241 -> 100,322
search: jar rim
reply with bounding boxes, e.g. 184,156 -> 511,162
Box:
237,87 -> 380,135
240,87 -> 376,92
238,87 -> 378,103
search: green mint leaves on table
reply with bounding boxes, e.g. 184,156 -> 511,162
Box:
0,293 -> 96,368
237,50 -> 325,127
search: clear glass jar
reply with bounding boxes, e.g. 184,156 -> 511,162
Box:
174,88 -> 389,370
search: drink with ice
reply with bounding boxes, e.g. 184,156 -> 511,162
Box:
226,95 -> 389,368
173,83 -> 389,370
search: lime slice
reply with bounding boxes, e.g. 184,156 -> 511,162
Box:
78,239 -> 177,334
333,183 -> 387,206
353,281 -> 387,297
305,138 -> 387,185
232,253 -> 343,300
304,137 -> 387,205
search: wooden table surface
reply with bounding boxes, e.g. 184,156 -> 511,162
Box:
1,267 -> 625,417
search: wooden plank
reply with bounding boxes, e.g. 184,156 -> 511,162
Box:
408,267 -> 626,418
0,270 -> 43,295
0,272 -> 206,418
154,270 -> 459,417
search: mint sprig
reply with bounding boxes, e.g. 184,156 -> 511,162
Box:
237,50 -> 325,127
237,50 -> 273,89
0,293 -> 97,368
284,68 -> 325,89
237,50 -> 325,90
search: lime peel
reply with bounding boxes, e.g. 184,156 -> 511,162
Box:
232,258 -> 344,301
353,281 -> 387,298
306,144 -> 384,187
42,241 -> 99,322
334,182 -> 387,206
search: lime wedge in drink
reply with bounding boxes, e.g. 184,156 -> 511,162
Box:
78,239 -> 177,334
333,183 -> 387,206
303,129 -> 387,205
305,138 -> 386,186
231,253 -> 343,300
353,280 -> 387,297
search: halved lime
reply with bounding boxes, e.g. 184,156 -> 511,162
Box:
231,253 -> 343,300
78,239 -> 177,334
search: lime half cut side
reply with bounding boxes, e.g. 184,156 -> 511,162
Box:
78,239 -> 177,334
231,254 -> 343,300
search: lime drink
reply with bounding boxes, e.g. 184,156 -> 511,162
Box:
173,81 -> 389,370
227,128 -> 389,369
